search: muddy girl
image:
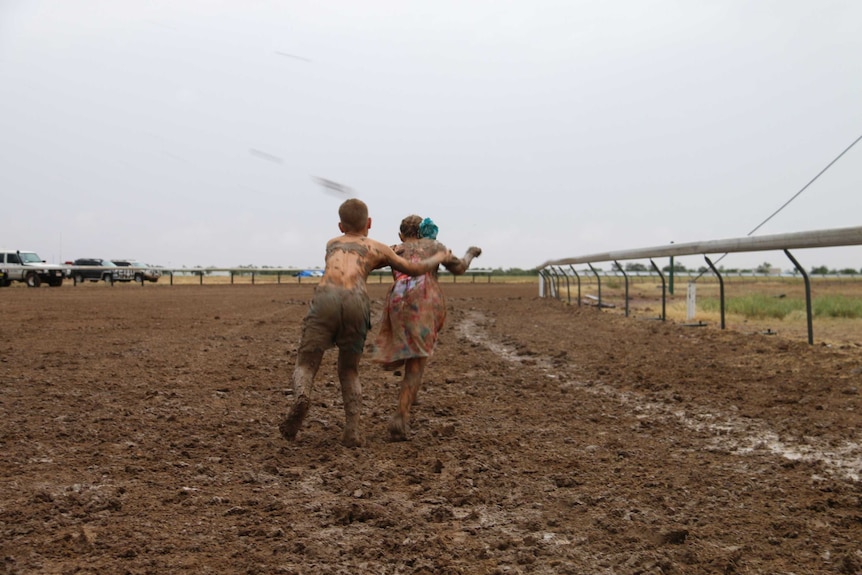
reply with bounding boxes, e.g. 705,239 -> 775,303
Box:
279,199 -> 450,447
372,214 -> 482,440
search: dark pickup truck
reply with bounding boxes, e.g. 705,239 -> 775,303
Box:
70,258 -> 134,284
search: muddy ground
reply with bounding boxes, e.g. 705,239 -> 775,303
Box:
1,281 -> 861,574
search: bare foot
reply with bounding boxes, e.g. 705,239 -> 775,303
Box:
341,431 -> 366,448
388,413 -> 409,441
279,397 -> 309,440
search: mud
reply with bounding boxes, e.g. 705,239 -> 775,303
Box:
1,282 -> 861,574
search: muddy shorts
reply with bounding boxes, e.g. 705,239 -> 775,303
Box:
298,285 -> 371,355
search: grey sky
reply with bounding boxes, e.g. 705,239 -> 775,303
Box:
2,0 -> 860,272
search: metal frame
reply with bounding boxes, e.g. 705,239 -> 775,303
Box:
703,256 -> 726,330
537,225 -> 862,344
614,260 -> 630,317
538,225 -> 862,268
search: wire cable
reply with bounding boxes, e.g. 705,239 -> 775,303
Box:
695,131 -> 862,276
747,132 -> 862,237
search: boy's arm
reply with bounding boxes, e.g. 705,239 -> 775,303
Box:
443,246 -> 482,275
366,238 -> 449,276
376,241 -> 449,277
393,250 -> 449,277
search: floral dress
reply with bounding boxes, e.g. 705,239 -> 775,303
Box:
372,239 -> 447,364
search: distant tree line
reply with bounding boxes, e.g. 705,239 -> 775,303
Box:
609,261 -> 861,275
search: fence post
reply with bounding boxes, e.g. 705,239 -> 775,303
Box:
568,265 -> 581,307
784,249 -> 814,345
704,256 -> 725,330
614,261 -> 629,317
649,259 -> 666,321
588,263 -> 602,309
555,266 -> 572,304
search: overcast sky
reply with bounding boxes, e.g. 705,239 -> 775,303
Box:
2,0 -> 860,272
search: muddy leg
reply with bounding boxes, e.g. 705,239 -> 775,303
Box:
337,350 -> 365,448
389,358 -> 426,441
388,380 -> 412,441
407,357 -> 428,405
279,351 -> 323,440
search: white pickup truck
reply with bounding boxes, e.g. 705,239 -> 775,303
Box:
0,249 -> 68,287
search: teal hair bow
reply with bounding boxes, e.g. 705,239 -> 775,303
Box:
419,217 -> 438,240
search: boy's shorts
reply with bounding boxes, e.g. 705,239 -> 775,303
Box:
298,285 -> 371,354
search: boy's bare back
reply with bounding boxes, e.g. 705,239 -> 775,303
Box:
320,234 -> 449,290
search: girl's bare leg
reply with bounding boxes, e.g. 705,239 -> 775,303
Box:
408,357 -> 428,405
389,357 -> 427,441
279,350 -> 323,440
337,350 -> 365,448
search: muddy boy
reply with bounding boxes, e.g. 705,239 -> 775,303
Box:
280,198 -> 450,447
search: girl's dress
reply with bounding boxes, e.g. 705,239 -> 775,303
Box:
372,239 -> 447,365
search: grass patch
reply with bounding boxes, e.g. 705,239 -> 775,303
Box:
814,294 -> 862,318
699,294 -> 862,320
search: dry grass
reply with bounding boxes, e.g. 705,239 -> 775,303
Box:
564,275 -> 862,347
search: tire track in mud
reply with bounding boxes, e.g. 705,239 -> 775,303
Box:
457,310 -> 862,482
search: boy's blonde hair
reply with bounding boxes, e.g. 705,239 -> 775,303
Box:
339,198 -> 369,233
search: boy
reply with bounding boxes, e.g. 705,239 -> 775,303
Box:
279,198 -> 450,447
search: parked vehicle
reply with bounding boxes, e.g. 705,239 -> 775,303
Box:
0,249 -> 67,287
294,270 -> 324,277
111,260 -> 162,283
70,258 -> 134,284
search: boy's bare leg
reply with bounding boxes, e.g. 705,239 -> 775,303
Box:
337,350 -> 365,448
389,358 -> 426,441
279,350 -> 323,440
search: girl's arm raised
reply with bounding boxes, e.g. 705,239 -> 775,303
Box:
443,246 -> 482,275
